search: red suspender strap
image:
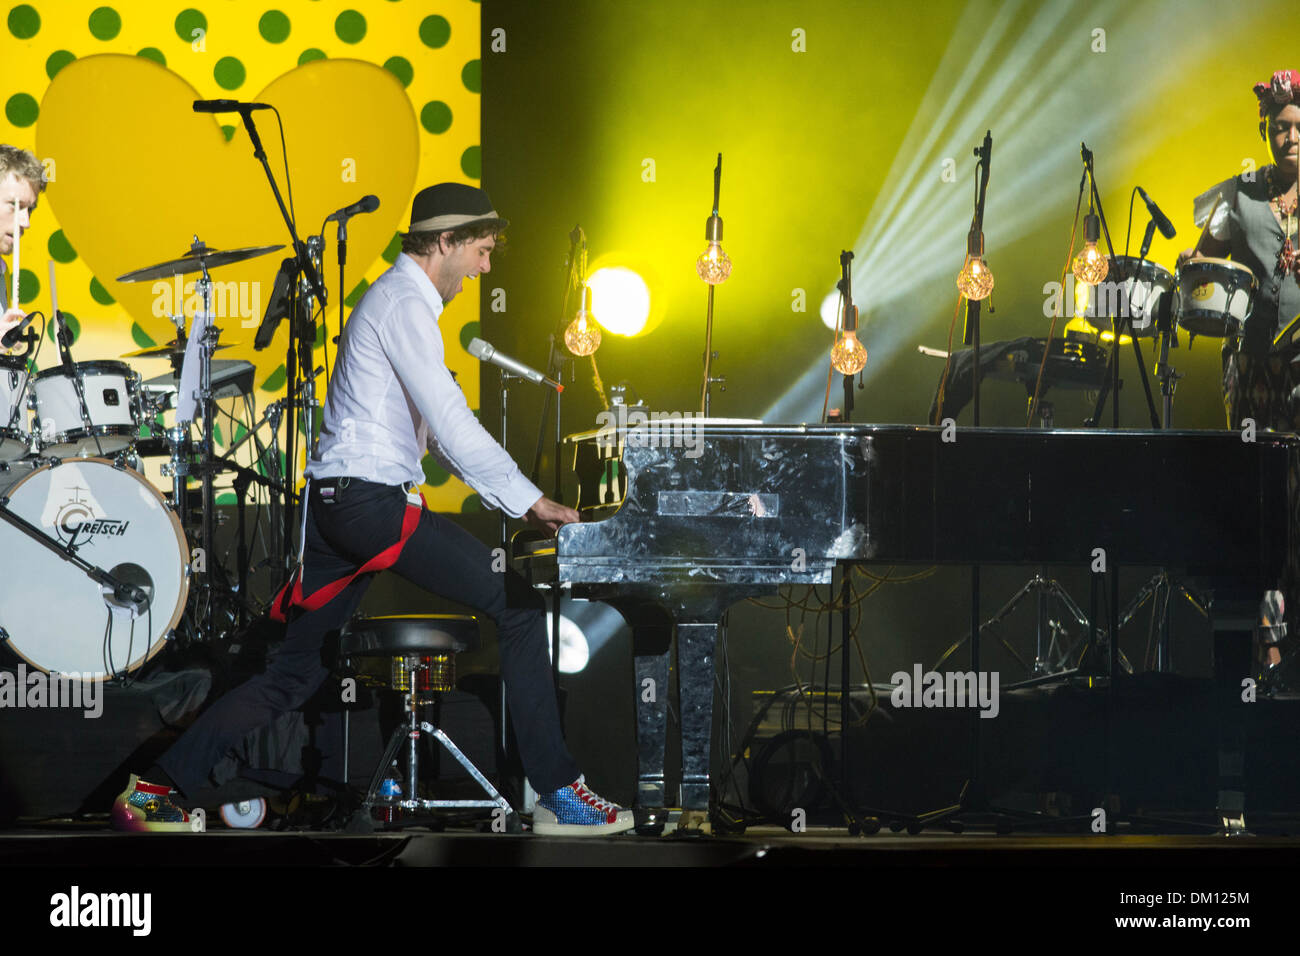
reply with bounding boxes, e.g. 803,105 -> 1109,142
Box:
270,491 -> 423,623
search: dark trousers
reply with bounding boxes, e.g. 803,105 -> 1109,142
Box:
159,477 -> 580,798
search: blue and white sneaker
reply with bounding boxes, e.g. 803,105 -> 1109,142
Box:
533,776 -> 634,836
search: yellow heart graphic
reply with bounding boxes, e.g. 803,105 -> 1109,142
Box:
36,54 -> 418,365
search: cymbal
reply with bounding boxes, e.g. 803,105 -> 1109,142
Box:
121,338 -> 238,358
116,242 -> 284,283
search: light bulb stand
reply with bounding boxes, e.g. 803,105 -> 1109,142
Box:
697,156 -> 730,415
1079,144 -> 1161,431
701,283 -> 718,417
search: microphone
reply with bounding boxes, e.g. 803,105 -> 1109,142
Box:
468,337 -> 563,392
0,311 -> 36,348
192,99 -> 272,113
325,195 -> 379,223
1137,186 -> 1176,239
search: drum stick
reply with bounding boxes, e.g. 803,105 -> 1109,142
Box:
1192,194 -> 1223,258
11,195 -> 19,309
48,259 -> 58,316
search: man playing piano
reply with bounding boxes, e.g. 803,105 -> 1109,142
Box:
113,183 -> 634,835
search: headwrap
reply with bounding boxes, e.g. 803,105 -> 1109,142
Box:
1255,70 -> 1300,117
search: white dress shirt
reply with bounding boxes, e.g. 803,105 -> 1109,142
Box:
305,252 -> 543,518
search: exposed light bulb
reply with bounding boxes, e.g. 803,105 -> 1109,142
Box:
696,240 -> 732,285
956,229 -> 994,300
564,309 -> 601,356
1074,278 -> 1091,316
831,328 -> 867,376
1072,213 -> 1109,285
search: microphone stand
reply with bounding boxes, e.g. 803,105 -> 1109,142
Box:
228,106 -> 328,581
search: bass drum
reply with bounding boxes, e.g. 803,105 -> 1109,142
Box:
0,459 -> 188,678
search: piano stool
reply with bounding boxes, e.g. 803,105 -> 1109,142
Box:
336,614 -> 518,832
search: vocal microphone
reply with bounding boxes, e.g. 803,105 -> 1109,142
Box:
326,195 -> 380,223
1137,186 -> 1177,239
192,99 -> 272,113
0,311 -> 36,348
468,337 -> 563,392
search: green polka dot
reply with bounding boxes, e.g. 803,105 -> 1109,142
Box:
259,10 -> 290,43
422,458 -> 450,487
215,492 -> 236,506
8,5 -> 40,39
48,312 -> 78,344
382,233 -> 402,264
462,60 -> 481,94
90,277 -> 115,305
137,47 -> 166,66
175,9 -> 206,44
334,9 -> 365,44
213,422 -> 224,447
214,57 -> 246,90
220,125 -> 236,142
383,56 -> 413,87
298,47 -> 325,65
420,101 -> 452,134
17,269 -> 39,305
419,15 -> 450,48
88,7 -> 121,41
5,94 -> 38,127
260,364 -> 286,391
130,322 -> 155,348
47,231 -> 77,263
346,279 -> 369,307
314,322 -> 325,347
460,493 -> 481,513
45,50 -> 75,79
460,145 -> 481,180
459,321 -> 480,351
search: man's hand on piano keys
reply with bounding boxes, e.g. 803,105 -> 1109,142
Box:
525,495 -> 579,535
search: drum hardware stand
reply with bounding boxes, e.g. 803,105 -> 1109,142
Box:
50,309 -> 106,459
1083,145 -> 1161,430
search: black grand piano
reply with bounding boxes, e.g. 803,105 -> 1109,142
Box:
518,421 -> 1298,824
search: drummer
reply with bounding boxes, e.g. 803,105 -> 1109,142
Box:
1181,70 -> 1300,685
0,145 -> 44,349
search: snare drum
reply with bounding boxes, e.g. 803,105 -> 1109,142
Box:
0,355 -> 31,462
32,360 -> 141,457
1175,257 -> 1257,337
1085,256 -> 1173,336
0,458 -> 188,677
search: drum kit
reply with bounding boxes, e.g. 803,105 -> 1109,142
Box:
0,238 -> 296,680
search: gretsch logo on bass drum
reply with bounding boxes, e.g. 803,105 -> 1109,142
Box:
53,487 -> 130,546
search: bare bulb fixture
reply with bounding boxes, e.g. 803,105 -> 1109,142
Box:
1072,213 -> 1109,285
956,230 -> 994,300
696,214 -> 732,285
564,308 -> 601,356
831,328 -> 868,376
